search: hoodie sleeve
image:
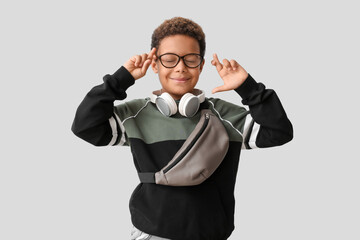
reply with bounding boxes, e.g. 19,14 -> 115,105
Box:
71,66 -> 135,146
235,74 -> 293,149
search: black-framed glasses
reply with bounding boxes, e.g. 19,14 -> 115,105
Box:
158,53 -> 204,68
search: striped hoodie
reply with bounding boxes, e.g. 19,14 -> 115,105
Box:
71,66 -> 293,240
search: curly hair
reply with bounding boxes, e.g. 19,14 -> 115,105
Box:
151,17 -> 206,57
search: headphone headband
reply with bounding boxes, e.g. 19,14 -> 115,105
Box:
150,89 -> 205,104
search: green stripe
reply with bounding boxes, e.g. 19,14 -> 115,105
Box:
207,98 -> 248,142
114,98 -> 248,144
115,99 -> 201,144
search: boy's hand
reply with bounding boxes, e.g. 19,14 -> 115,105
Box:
211,53 -> 249,94
124,48 -> 157,80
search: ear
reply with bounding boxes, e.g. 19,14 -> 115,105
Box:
199,59 -> 205,73
151,59 -> 158,74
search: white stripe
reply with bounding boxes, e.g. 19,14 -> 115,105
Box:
241,114 -> 253,149
114,112 -> 126,146
208,100 -> 243,140
131,226 -> 152,240
241,114 -> 260,149
107,117 -> 118,146
104,100 -> 150,146
242,114 -> 253,138
248,121 -> 260,149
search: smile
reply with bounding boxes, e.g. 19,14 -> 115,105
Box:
170,77 -> 190,82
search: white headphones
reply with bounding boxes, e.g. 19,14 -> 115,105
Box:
150,89 -> 205,117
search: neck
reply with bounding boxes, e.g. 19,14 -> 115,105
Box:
161,89 -> 183,100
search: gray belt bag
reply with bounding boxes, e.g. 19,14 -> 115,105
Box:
138,109 -> 229,186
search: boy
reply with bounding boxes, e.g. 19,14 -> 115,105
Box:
72,17 -> 293,240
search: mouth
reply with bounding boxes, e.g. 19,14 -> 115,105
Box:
170,77 -> 190,82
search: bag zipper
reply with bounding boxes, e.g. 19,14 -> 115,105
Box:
163,113 -> 210,174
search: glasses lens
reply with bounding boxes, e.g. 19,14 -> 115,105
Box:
184,54 -> 202,68
160,54 -> 179,68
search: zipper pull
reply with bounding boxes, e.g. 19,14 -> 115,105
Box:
205,113 -> 210,119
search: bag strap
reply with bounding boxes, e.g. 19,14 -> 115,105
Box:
138,172 -> 155,183
137,108 -> 212,184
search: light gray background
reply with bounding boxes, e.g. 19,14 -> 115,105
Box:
1,0 -> 359,239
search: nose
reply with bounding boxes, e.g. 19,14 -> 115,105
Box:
174,58 -> 187,72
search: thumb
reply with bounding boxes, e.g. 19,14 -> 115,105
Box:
212,85 -> 227,94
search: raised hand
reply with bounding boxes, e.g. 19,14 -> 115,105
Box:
124,47 -> 157,80
211,53 -> 249,94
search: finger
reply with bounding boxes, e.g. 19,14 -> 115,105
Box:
148,47 -> 157,60
134,55 -> 141,67
212,53 -> 221,65
212,53 -> 223,72
130,55 -> 136,64
222,59 -> 231,71
230,59 -> 239,70
212,85 -> 227,94
213,53 -> 220,63
141,59 -> 152,73
139,53 -> 148,67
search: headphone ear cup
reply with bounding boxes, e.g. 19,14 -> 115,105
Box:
155,92 -> 177,117
179,93 -> 200,117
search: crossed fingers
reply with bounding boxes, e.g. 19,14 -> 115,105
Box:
211,53 -> 239,72
132,47 -> 157,68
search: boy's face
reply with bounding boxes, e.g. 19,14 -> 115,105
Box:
151,34 -> 205,100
